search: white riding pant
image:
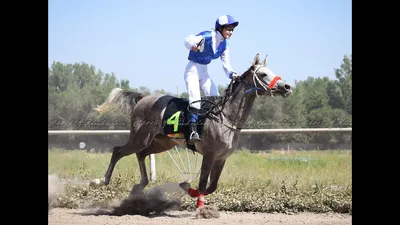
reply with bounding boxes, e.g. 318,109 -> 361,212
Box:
184,61 -> 219,109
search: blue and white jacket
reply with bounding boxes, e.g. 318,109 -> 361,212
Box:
184,30 -> 236,79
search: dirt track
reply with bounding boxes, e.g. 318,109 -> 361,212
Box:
49,208 -> 351,225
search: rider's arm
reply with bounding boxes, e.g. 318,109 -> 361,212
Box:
220,47 -> 237,78
184,34 -> 204,50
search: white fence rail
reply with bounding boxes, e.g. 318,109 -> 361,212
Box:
48,128 -> 352,135
48,128 -> 351,181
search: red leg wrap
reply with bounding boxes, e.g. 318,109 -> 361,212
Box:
188,188 -> 200,197
196,194 -> 205,208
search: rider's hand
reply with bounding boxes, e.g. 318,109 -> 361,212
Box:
191,37 -> 204,52
191,45 -> 199,52
231,73 -> 239,80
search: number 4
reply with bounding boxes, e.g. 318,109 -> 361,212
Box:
166,111 -> 181,132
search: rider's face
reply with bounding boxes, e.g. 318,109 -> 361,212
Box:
222,25 -> 235,39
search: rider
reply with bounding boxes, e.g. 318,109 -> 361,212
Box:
183,14 -> 240,142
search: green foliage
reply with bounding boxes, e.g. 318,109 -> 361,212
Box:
335,55 -> 352,115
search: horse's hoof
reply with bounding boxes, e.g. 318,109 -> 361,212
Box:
89,178 -> 105,187
179,182 -> 190,191
196,199 -> 205,208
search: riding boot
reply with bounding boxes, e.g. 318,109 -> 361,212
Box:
188,113 -> 201,142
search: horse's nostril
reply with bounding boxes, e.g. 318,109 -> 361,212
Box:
285,84 -> 291,89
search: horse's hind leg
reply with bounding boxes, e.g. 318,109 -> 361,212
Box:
103,145 -> 130,185
131,135 -> 177,193
103,128 -> 158,185
131,153 -> 149,194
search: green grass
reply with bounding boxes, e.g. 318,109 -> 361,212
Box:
48,148 -> 352,213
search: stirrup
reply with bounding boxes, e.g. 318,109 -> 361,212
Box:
190,131 -> 201,141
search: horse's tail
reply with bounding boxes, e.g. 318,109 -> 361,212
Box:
94,88 -> 144,114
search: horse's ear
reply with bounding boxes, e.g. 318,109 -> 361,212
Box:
253,53 -> 260,65
262,54 -> 268,66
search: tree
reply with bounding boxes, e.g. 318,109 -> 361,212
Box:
335,55 -> 352,115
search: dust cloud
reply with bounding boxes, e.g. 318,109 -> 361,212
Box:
85,182 -> 186,216
48,174 -> 64,212
196,205 -> 220,219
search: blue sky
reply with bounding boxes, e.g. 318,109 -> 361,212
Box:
48,0 -> 352,95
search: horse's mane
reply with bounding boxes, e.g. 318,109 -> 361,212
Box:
194,64 -> 257,116
221,64 -> 256,101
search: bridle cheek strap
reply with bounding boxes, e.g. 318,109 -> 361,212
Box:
269,76 -> 281,89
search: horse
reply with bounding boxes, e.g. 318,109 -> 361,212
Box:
90,53 -> 292,209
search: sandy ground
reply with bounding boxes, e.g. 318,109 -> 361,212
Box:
48,208 -> 352,225
48,174 -> 351,225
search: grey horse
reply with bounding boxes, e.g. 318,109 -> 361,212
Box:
91,53 -> 292,208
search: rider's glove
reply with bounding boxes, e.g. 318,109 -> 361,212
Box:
229,72 -> 239,80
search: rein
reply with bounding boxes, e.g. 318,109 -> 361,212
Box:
187,65 -> 277,129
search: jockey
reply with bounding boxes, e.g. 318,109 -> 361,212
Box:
183,14 -> 240,142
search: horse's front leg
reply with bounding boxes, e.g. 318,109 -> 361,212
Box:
205,159 -> 226,194
196,155 -> 215,208
180,154 -> 214,208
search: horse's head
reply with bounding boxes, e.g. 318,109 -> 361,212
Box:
239,53 -> 292,98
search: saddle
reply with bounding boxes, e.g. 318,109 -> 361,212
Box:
162,96 -> 221,152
